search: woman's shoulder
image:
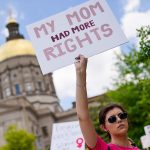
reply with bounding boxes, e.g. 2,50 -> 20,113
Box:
108,143 -> 140,150
86,135 -> 109,150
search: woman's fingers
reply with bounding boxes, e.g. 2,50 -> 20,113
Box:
74,55 -> 87,66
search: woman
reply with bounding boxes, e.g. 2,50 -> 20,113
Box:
74,55 -> 140,150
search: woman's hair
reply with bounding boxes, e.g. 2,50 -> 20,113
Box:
99,103 -> 126,139
99,103 -> 126,125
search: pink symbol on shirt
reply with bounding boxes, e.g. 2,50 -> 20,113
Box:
76,137 -> 84,148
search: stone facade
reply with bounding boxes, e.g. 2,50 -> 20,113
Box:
0,18 -> 78,150
0,54 -> 80,149
0,17 -> 105,150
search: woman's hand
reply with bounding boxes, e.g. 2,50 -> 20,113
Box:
74,54 -> 88,74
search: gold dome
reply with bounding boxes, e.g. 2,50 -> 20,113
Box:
0,39 -> 35,62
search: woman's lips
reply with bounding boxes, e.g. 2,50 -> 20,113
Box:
118,124 -> 125,128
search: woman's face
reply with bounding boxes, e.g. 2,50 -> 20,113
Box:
104,107 -> 128,136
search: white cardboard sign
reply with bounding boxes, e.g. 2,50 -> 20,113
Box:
50,121 -> 85,150
26,0 -> 127,75
141,135 -> 150,149
144,125 -> 150,135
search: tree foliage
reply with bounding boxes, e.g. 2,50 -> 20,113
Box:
89,26 -> 150,148
107,26 -> 150,147
137,26 -> 150,61
0,125 -> 36,150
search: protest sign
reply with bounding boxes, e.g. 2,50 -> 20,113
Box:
141,135 -> 150,149
144,125 -> 150,135
26,0 -> 127,75
50,121 -> 85,150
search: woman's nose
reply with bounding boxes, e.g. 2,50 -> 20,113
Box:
116,116 -> 122,122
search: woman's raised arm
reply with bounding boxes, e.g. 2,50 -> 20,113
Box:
75,55 -> 97,148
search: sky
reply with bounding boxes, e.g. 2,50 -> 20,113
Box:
0,0 -> 150,110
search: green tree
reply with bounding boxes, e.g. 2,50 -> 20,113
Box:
0,125 -> 36,150
137,26 -> 150,61
89,95 -> 111,142
107,26 -> 150,147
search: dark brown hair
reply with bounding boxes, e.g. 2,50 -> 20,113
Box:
99,103 -> 126,125
99,103 -> 126,139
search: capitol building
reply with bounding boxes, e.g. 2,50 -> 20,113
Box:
0,16 -> 104,150
0,16 -> 79,150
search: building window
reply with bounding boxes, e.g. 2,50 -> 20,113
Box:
31,126 -> 34,133
25,83 -> 32,91
38,81 -> 42,90
13,74 -> 17,78
5,88 -> 11,96
41,126 -> 49,138
15,84 -> 20,95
